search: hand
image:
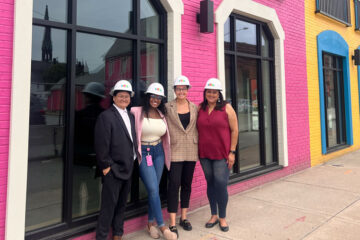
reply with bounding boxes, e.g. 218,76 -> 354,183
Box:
103,167 -> 111,176
227,153 -> 235,169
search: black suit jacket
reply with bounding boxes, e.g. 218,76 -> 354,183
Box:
94,105 -> 138,180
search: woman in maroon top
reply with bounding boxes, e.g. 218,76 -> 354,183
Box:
197,78 -> 238,232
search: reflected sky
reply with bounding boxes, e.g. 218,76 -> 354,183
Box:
76,33 -> 116,73
32,26 -> 67,62
33,0 -> 67,22
224,18 -> 230,43
236,20 -> 256,45
141,0 -> 157,19
77,0 -> 132,33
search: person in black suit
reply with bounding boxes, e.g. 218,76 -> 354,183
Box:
94,80 -> 137,240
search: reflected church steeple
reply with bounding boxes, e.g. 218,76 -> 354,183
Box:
42,5 -> 52,62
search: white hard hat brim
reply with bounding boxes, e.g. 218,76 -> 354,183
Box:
174,84 -> 191,89
204,87 -> 222,91
145,91 -> 166,97
110,89 -> 135,97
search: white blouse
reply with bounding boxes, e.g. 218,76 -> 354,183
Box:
141,118 -> 166,142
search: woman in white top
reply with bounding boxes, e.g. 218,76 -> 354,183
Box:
131,83 -> 176,240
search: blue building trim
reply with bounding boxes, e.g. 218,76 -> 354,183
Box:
317,30 -> 353,154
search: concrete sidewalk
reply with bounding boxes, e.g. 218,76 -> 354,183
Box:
125,150 -> 360,240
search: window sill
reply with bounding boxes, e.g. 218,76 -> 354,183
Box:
326,144 -> 350,154
315,10 -> 351,27
229,164 -> 283,185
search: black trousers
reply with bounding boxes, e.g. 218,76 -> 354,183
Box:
167,161 -> 196,213
96,171 -> 131,240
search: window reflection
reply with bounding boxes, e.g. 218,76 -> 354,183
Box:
324,68 -> 337,147
33,1 -> 67,23
77,0 -> 133,33
261,29 -> 270,58
262,61 -> 274,164
139,42 -> 159,98
225,55 -> 232,103
323,54 -> 346,149
140,0 -> 160,38
72,33 -> 133,218
236,57 -> 261,171
224,18 -> 231,51
26,26 -> 67,231
236,20 -> 256,55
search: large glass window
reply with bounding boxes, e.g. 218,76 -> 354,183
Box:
316,0 -> 350,25
224,15 -> 277,177
27,26 -> 67,231
323,53 -> 346,149
27,0 -> 166,239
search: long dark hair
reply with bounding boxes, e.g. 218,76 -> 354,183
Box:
142,93 -> 167,118
200,89 -> 227,111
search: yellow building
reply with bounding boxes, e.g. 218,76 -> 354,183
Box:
306,0 -> 360,166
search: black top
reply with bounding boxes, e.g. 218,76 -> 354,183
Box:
178,112 -> 190,130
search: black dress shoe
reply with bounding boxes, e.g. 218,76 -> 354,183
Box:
205,219 -> 219,228
179,219 -> 192,231
219,223 -> 229,232
169,225 -> 179,238
219,220 -> 229,232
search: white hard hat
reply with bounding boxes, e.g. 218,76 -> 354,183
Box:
110,80 -> 134,97
204,78 -> 222,91
145,82 -> 166,97
174,75 -> 191,88
82,82 -> 105,98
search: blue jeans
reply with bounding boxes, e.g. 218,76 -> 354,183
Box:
139,143 -> 165,227
200,158 -> 229,218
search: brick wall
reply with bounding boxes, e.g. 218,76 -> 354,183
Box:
305,0 -> 360,166
72,0 -> 311,239
181,0 -> 310,207
0,0 -> 13,239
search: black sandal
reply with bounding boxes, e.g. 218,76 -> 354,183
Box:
169,225 -> 179,238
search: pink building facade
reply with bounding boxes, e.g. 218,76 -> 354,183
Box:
0,0 -> 14,239
1,0 -> 310,239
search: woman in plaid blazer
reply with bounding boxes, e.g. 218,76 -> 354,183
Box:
165,76 -> 198,238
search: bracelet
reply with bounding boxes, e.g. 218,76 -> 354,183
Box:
229,150 -> 236,155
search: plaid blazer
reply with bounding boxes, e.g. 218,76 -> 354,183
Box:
165,99 -> 198,162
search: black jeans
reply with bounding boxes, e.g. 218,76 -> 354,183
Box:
96,171 -> 131,240
167,161 -> 196,213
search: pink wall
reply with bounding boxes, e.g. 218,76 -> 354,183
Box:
75,0 -> 310,239
0,0 -> 309,239
181,0 -> 310,203
0,0 -> 14,239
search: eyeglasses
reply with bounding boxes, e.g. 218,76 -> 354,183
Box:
175,87 -> 188,92
150,94 -> 163,100
116,94 -> 130,99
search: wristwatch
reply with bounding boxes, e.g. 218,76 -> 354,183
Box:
230,150 -> 236,155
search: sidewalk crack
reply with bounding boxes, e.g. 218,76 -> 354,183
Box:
299,196 -> 360,239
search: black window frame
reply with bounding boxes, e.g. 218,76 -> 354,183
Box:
224,14 -> 280,184
315,0 -> 351,26
27,0 -> 167,239
322,52 -> 347,152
